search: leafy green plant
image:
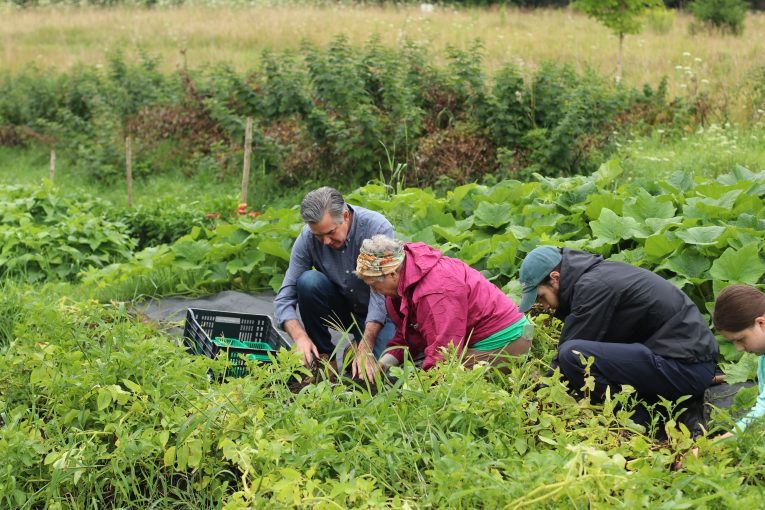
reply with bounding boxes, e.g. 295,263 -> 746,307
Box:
2,290 -> 763,508
110,199 -> 207,250
0,39 -> 687,189
0,183 -> 135,282
689,0 -> 749,35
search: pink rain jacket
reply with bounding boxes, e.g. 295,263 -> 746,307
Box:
385,242 -> 523,370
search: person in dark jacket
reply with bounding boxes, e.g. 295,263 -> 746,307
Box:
518,246 -> 719,424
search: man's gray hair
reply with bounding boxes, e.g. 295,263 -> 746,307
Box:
300,186 -> 348,224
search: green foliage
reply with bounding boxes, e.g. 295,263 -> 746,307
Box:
110,199 -> 208,250
573,0 -> 664,36
82,205 -> 303,299
0,290 -> 763,507
689,0 -> 749,35
0,40 -> 683,188
0,183 -> 135,282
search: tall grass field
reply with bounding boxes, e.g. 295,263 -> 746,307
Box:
2,5 -> 764,105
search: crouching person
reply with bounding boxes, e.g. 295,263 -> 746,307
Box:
352,235 -> 532,379
518,246 -> 719,428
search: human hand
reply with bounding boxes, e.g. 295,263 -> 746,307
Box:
292,333 -> 319,367
351,343 -> 380,381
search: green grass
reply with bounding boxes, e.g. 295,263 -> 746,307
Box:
0,146 -> 311,211
5,124 -> 765,209
617,123 -> 765,182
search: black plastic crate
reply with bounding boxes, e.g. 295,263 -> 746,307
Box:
183,308 -> 290,377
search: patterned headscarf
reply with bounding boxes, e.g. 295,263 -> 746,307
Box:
355,238 -> 405,277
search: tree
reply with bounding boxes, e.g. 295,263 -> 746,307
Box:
573,0 -> 664,84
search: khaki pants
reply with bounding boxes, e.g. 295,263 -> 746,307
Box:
463,336 -> 532,371
380,336 -> 532,371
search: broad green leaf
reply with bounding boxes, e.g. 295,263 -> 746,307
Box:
538,434 -> 557,446
683,190 -> 743,220
258,239 -> 291,261
226,257 -> 260,275
585,194 -> 624,221
30,367 -> 50,385
457,239 -> 492,265
158,430 -> 170,448
709,243 -> 765,284
622,189 -> 676,221
589,208 -> 641,244
406,202 -> 455,233
529,213 -> 565,232
593,159 -> 623,188
508,225 -> 533,240
556,220 -> 587,240
174,240 -> 211,262
675,226 -> 727,246
121,378 -> 142,394
176,444 -> 189,470
659,171 -> 695,194
44,451 -> 60,466
486,240 -> 518,276
448,183 -> 482,216
659,251 -> 711,280
432,224 -> 473,244
644,234 -> 681,259
608,247 -> 645,266
694,183 -> 743,201
643,217 -> 683,233
201,261 -> 228,283
407,226 -> 436,245
187,438 -> 203,468
721,353 -> 759,384
97,388 -> 112,411
474,202 -> 512,229
717,165 -> 758,185
269,273 -> 285,292
217,225 -> 252,245
556,181 -> 596,211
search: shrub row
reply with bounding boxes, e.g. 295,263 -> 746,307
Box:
0,38 -> 688,190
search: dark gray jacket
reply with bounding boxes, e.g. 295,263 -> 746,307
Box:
555,248 -> 719,363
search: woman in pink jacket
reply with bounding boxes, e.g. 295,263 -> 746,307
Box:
352,234 -> 531,379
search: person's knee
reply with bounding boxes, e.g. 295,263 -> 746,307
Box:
296,270 -> 330,296
557,340 -> 590,373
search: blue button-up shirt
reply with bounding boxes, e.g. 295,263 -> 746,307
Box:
273,205 -> 393,329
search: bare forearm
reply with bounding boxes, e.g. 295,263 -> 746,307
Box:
360,321 -> 383,350
283,319 -> 308,342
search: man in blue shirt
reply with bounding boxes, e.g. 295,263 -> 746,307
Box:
274,187 -> 395,375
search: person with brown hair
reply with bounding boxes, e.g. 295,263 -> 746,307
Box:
713,284 -> 765,436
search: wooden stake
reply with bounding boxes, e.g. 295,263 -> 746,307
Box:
49,150 -> 56,182
240,117 -> 254,205
126,135 -> 133,208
